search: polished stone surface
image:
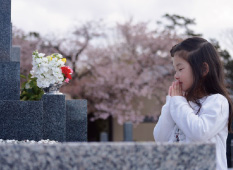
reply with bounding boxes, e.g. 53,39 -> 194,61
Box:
42,94 -> 66,142
66,100 -> 87,142
0,0 -> 11,61
0,101 -> 43,140
0,142 -> 215,170
0,62 -> 20,100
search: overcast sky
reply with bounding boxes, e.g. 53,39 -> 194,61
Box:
11,0 -> 233,54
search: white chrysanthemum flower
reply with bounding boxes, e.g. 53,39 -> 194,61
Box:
30,51 -> 71,88
42,57 -> 48,63
40,62 -> 49,71
57,54 -> 63,59
49,60 -> 58,67
57,60 -> 65,66
39,67 -> 48,74
37,77 -> 50,88
38,53 -> 45,57
57,76 -> 64,83
32,60 -> 37,66
35,58 -> 43,64
53,67 -> 61,72
30,70 -> 34,75
50,78 -> 56,84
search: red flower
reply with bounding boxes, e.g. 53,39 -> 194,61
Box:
61,66 -> 73,80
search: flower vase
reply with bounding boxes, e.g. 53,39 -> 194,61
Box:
43,83 -> 63,95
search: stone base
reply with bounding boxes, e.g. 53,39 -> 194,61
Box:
0,96 -> 87,142
0,142 -> 215,170
0,101 -> 43,140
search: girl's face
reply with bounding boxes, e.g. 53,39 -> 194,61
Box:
173,54 -> 194,92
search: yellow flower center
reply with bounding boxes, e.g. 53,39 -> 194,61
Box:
61,58 -> 66,63
47,56 -> 52,61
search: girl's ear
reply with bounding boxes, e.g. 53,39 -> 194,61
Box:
202,62 -> 209,77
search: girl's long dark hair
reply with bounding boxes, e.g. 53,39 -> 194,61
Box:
170,37 -> 233,132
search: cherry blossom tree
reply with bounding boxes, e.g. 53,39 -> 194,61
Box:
77,20 -> 180,124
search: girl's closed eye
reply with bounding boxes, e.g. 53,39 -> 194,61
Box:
178,68 -> 184,71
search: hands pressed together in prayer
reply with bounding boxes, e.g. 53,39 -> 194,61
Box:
168,80 -> 183,97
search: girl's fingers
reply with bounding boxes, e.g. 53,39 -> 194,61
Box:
172,82 -> 176,95
172,82 -> 175,89
177,81 -> 181,95
169,86 -> 172,96
171,82 -> 175,96
171,81 -> 182,96
174,81 -> 178,92
179,83 -> 182,95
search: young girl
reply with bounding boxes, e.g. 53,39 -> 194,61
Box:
153,37 -> 233,170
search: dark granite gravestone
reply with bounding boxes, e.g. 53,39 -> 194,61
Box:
124,122 -> 133,141
0,101 -> 43,140
0,0 -> 87,142
0,0 -> 11,62
0,0 -> 20,100
0,62 -> 20,100
66,100 -> 87,142
0,18 -> 43,140
100,132 -> 108,142
42,94 -> 66,142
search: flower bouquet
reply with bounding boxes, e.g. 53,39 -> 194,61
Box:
30,50 -> 73,91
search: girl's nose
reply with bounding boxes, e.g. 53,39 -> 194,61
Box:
174,73 -> 179,80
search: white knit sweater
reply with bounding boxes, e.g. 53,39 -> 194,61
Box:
153,94 -> 229,170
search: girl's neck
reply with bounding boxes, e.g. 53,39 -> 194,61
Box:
185,88 -> 208,100
196,87 -> 208,99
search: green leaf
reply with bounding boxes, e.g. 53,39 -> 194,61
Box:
20,74 -> 27,79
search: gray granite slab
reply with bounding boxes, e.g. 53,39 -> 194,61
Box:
0,62 -> 20,100
42,94 -> 66,142
11,45 -> 20,62
0,101 -> 43,140
66,100 -> 87,142
0,0 -> 11,61
0,142 -> 216,170
134,142 -> 215,170
124,122 -> 133,141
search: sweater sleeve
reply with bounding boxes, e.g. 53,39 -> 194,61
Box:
169,94 -> 229,142
153,96 -> 176,142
